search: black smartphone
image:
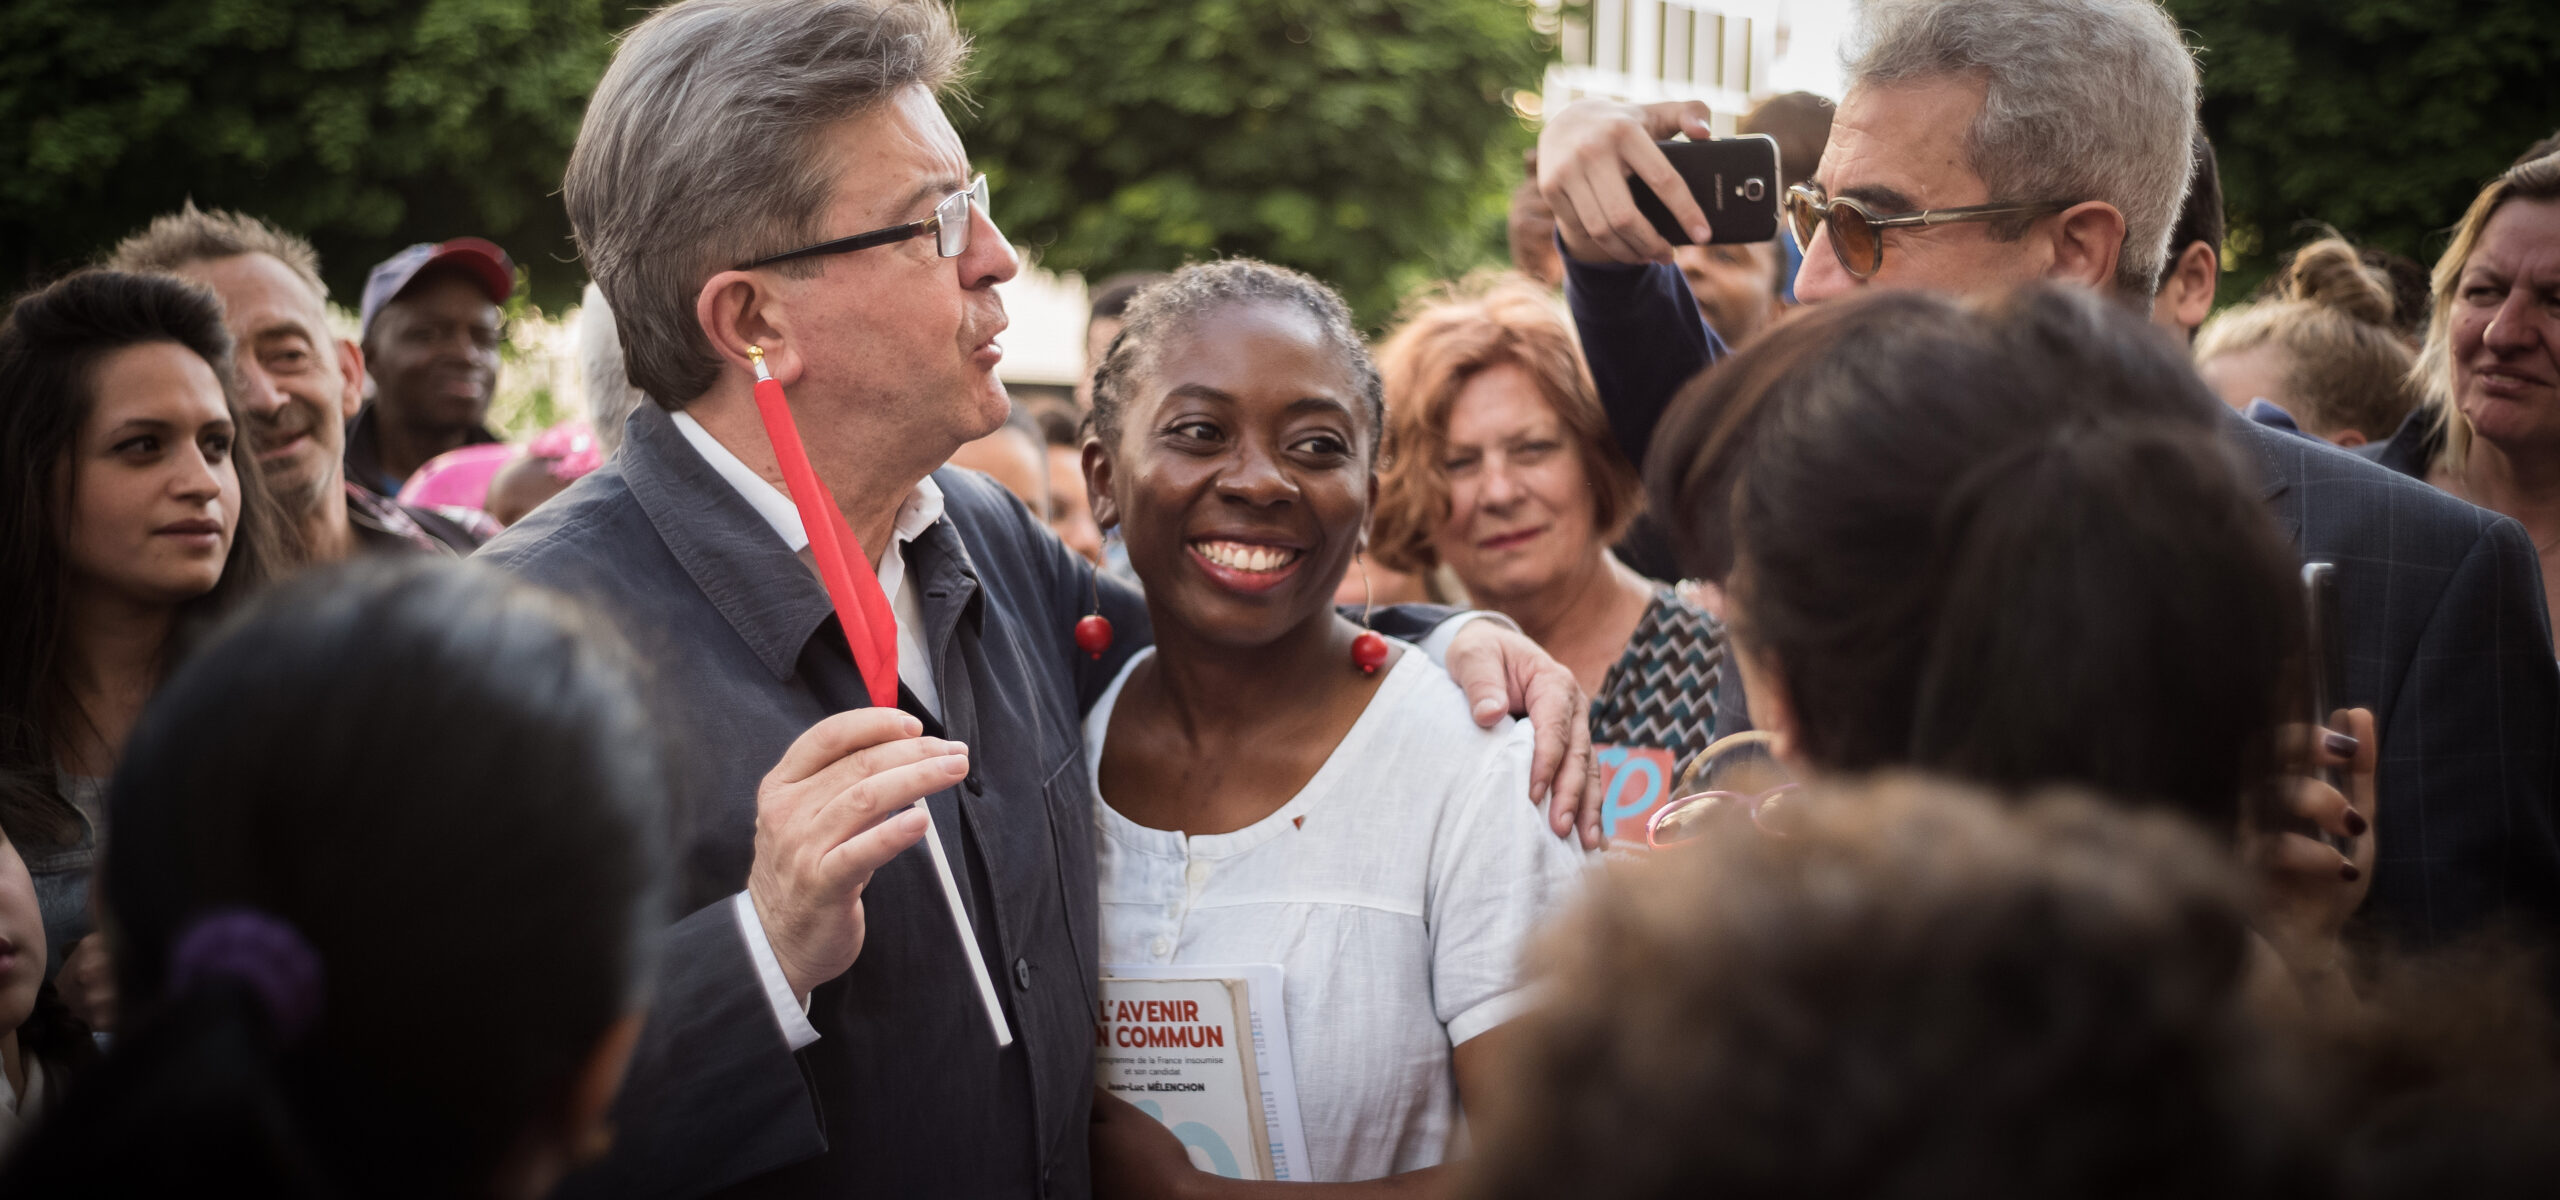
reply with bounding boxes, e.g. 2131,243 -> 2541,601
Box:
2302,562 -> 2357,856
1627,135 -> 1781,246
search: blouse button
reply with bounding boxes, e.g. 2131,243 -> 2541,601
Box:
1150,936 -> 1172,958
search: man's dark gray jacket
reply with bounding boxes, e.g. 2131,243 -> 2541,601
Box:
479,403 -> 1143,1198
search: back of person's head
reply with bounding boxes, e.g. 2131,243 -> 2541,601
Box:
0,559 -> 668,1199
1369,277 -> 1636,574
566,0 -> 969,409
1465,776 -> 2327,1200
1848,0 -> 2198,297
2411,152 -> 2560,478
574,282 -> 649,459
0,269 -> 282,848
1738,90 -> 1835,193
1648,284 -> 2299,831
2196,237 -> 2420,442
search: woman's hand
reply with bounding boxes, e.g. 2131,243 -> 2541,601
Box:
1092,1089 -> 1208,1200
2250,708 -> 2378,995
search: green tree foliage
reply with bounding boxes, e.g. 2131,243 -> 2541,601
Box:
0,0 -> 634,309
953,0 -> 1552,325
2170,0 -> 2560,296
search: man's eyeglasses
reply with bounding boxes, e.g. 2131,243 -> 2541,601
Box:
736,175 -> 989,270
1782,182 -> 2067,279
1644,731 -> 1800,849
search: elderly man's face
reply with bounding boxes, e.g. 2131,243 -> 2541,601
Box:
771,86 -> 1019,468
1793,74 -> 2055,305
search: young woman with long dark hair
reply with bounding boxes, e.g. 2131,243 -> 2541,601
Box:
0,269 -> 282,1012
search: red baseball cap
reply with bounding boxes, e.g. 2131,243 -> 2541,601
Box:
359,238 -> 515,338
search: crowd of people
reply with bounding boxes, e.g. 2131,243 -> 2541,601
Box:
1,0 -> 2557,1195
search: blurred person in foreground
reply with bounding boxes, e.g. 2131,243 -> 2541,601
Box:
1372,280 -> 1725,844
0,792 -> 99,1152
346,238 -> 513,497
107,205 -> 492,558
2197,236 -> 2420,447
0,270 -> 283,1032
1465,777 -> 2332,1200
1654,284 -> 2375,995
2365,153 -> 2560,651
1080,262 -> 1582,1194
0,560 -> 666,1198
1540,0 -> 2560,950
489,3 -> 1596,1195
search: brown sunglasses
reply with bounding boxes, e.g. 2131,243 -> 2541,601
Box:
1783,182 -> 2068,279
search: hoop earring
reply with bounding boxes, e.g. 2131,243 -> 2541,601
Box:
1351,553 -> 1388,675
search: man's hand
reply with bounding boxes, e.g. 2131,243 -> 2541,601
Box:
745,708 -> 961,999
1447,621 -> 1601,849
58,933 -> 114,1032
1538,98 -> 1717,265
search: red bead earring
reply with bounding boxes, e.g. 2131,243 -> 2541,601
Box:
1352,553 -> 1388,675
1075,566 -> 1113,660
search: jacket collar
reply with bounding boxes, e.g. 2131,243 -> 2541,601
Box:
621,403 -> 840,682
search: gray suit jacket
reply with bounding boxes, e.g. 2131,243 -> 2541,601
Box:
1568,256 -> 2560,947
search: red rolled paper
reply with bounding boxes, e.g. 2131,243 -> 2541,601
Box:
751,373 -> 901,709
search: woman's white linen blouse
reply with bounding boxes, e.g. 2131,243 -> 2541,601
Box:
1086,644 -> 1586,1182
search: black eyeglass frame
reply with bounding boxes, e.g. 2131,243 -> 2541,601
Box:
735,175 -> 989,271
1784,182 -> 2069,279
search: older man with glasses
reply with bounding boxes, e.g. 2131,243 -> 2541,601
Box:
1540,0 -> 2560,952
478,2 -> 1598,1197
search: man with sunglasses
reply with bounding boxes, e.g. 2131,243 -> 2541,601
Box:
479,3 -> 1602,1198
1540,0 -> 2560,952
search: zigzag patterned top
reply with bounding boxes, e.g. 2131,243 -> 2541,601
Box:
1588,591 -> 1726,777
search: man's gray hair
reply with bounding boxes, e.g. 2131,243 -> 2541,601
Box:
565,0 -> 968,409
1849,0 -> 2199,297
105,201 -> 331,306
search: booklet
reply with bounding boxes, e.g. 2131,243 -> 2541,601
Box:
1098,963 -> 1308,1181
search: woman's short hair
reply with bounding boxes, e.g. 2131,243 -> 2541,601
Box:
1369,278 -> 1638,574
0,269 -> 283,848
2411,152 -> 2560,477
1087,259 -> 1381,453
0,559 -> 669,1196
2196,236 -> 2420,441
1648,284 -> 2301,831
1465,776 -> 2324,1200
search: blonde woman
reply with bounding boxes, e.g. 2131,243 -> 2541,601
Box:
2363,153 -> 2560,647
2196,236 -> 2420,447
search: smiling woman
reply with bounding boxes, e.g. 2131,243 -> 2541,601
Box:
0,270 -> 282,1033
1079,261 -> 1583,1195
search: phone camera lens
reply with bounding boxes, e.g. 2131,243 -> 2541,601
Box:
1740,178 -> 1766,202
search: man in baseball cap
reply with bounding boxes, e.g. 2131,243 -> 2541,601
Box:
345,238 -> 514,496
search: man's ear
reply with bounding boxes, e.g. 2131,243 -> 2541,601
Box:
2045,200 -> 2128,292
695,270 -> 801,385
1082,437 -> 1119,531
335,338 -> 367,419
2159,240 -> 2220,336
2327,428 -> 2369,450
